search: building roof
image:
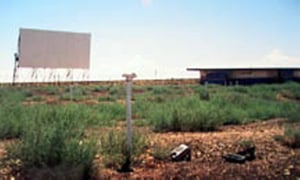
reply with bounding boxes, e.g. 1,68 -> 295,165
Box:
187,67 -> 300,71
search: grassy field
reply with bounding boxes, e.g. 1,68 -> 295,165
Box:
0,82 -> 299,178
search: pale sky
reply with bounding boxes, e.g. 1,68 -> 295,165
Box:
1,0 -> 300,82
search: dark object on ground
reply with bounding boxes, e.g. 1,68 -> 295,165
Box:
223,146 -> 256,163
117,157 -> 133,173
170,144 -> 191,162
237,146 -> 256,161
222,153 -> 246,163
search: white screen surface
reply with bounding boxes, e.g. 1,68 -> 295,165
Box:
19,28 -> 91,69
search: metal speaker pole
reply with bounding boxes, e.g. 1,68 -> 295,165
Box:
119,73 -> 137,173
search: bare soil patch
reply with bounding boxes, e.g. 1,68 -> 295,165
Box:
99,119 -> 300,179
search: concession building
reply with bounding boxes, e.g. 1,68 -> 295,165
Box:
187,68 -> 300,85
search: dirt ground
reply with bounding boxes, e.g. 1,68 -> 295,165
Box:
99,119 -> 300,179
0,119 -> 299,179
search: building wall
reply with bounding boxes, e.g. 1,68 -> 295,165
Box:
294,70 -> 300,78
196,69 -> 300,85
228,70 -> 278,79
200,71 -> 207,80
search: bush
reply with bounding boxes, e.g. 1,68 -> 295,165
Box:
284,125 -> 300,148
99,130 -> 147,169
238,139 -> 254,148
0,87 -> 29,103
280,82 -> 300,99
60,86 -> 87,101
151,86 -> 170,95
284,104 -> 300,123
0,103 -> 24,139
108,85 -> 123,97
195,87 -> 210,100
149,96 -> 223,132
38,86 -> 59,95
5,105 -> 98,179
274,124 -> 300,148
98,95 -> 117,102
151,143 -> 172,161
31,95 -> 43,101
92,103 -> 125,122
247,84 -> 277,101
92,85 -> 109,93
217,104 -> 248,125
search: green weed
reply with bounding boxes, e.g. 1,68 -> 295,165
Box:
6,105 -> 97,178
99,130 -> 147,169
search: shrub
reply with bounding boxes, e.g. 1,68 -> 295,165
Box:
284,104 -> 300,123
132,95 -> 152,119
217,104 -> 248,125
231,86 -> 248,93
274,124 -> 300,148
0,103 -> 24,139
92,85 -> 109,93
99,130 -> 147,169
5,105 -> 98,179
38,85 -> 59,95
280,82 -> 300,99
107,85 -> 125,100
149,96 -> 223,132
98,95 -> 117,102
31,95 -> 43,101
151,143 -> 172,161
238,139 -> 254,148
133,119 -> 148,127
151,86 -> 170,95
60,86 -> 86,101
284,125 -> 300,148
247,84 -> 277,101
195,87 -> 210,100
0,87 -> 28,103
93,103 -> 125,122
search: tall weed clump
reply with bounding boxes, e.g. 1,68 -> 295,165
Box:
0,103 -> 24,139
99,130 -> 147,169
147,82 -> 300,132
149,96 -> 223,132
60,86 -> 87,101
274,124 -> 300,148
108,85 -> 125,100
90,103 -> 126,123
0,87 -> 30,103
36,85 -> 59,95
151,86 -> 170,95
7,105 -> 97,179
0,87 -> 30,139
284,125 -> 300,148
279,82 -> 300,99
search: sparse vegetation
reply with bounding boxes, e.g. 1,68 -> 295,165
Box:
31,95 -> 43,101
92,85 -> 109,93
37,85 -> 59,95
99,130 -> 147,168
3,105 -> 98,179
60,86 -> 87,101
98,95 -> 117,102
0,103 -> 24,139
284,125 -> 300,148
274,124 -> 300,148
151,143 -> 172,161
238,139 -> 254,148
0,82 -> 300,178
